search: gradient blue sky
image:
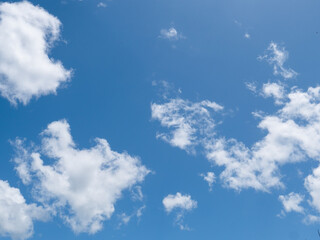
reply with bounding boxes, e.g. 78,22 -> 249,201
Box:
0,0 -> 320,239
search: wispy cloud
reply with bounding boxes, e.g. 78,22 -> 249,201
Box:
159,27 -> 185,41
258,42 -> 297,79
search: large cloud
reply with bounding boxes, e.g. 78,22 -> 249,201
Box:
0,180 -> 48,240
0,1 -> 71,105
13,120 -> 150,233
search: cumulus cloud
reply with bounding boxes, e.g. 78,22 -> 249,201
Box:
200,172 -> 215,191
0,1 -> 71,105
0,180 -> 49,240
163,192 -> 197,230
13,120 -> 150,234
258,42 -> 297,79
279,192 -> 304,214
151,99 -> 223,151
163,192 -> 197,213
159,27 -> 184,41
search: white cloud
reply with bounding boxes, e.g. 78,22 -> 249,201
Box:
159,27 -> 184,41
0,180 -> 48,240
0,1 -> 71,105
262,82 -> 285,104
244,33 -> 250,39
163,192 -> 197,230
163,192 -> 197,213
151,98 -> 223,151
279,192 -> 304,214
258,42 -> 297,79
200,172 -> 215,191
13,120 -> 150,234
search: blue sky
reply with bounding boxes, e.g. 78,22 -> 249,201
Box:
0,0 -> 320,239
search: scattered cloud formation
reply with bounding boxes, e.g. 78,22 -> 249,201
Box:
159,27 -> 184,41
0,180 -> 49,240
258,42 -> 297,79
0,1 -> 71,105
279,192 -> 304,214
152,42 -> 320,221
13,120 -> 150,234
200,172 -> 215,191
163,192 -> 197,230
151,99 -> 223,151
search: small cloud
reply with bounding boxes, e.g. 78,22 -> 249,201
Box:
200,172 -> 216,191
159,27 -> 184,41
163,192 -> 197,230
261,82 -> 285,105
97,2 -> 107,7
245,82 -> 257,93
244,33 -> 250,39
279,192 -> 304,215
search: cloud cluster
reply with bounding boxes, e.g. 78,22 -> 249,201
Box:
152,42 -> 320,221
0,1 -> 71,105
0,180 -> 48,240
13,120 -> 150,234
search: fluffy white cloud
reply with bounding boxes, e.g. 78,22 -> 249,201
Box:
0,1 -> 71,105
262,82 -> 285,104
0,180 -> 48,240
159,27 -> 184,41
163,192 -> 197,230
200,172 -> 215,191
163,192 -> 197,213
13,120 -> 150,234
258,42 -> 297,79
279,192 -> 304,214
151,99 -> 223,151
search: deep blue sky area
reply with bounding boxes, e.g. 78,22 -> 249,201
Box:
0,0 -> 320,239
